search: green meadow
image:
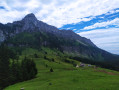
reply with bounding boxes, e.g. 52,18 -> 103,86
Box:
5,48 -> 119,90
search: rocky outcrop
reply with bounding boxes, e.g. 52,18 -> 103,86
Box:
0,30 -> 5,42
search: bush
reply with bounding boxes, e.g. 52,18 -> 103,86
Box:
52,58 -> 55,62
34,53 -> 38,58
44,56 -> 47,59
50,68 -> 53,72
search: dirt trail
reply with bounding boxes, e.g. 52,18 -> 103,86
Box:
95,69 -> 119,75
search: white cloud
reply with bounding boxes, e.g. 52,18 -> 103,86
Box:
0,0 -> 119,27
83,18 -> 119,30
79,28 -> 119,54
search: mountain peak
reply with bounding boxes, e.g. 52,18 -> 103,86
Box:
25,13 -> 36,18
23,13 -> 37,22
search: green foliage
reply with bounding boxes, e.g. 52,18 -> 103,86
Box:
0,45 -> 37,89
34,53 -> 38,58
7,32 -> 36,46
5,32 -> 84,50
50,68 -> 53,72
21,57 -> 37,80
0,44 -> 15,88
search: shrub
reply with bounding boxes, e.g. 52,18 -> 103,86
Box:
50,68 -> 53,72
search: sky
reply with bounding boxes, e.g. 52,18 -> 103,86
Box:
0,0 -> 119,54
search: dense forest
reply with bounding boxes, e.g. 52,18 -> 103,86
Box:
0,44 -> 37,89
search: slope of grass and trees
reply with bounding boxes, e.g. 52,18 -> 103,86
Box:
4,47 -> 119,90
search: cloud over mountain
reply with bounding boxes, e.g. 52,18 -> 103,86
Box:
0,0 -> 119,27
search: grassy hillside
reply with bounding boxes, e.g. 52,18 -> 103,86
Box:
5,48 -> 119,90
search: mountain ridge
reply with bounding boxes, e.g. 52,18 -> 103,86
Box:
0,13 -> 96,48
0,13 -> 119,70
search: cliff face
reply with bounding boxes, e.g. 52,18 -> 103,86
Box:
0,30 -> 5,42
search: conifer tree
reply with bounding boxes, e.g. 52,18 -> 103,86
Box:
0,45 -> 11,88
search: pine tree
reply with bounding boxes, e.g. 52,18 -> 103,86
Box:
0,45 -> 11,88
21,57 -> 37,80
10,60 -> 22,83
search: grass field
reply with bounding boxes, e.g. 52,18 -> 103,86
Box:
4,48 -> 119,90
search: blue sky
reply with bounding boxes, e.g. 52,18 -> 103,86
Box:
0,0 -> 119,54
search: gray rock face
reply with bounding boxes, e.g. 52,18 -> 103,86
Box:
0,13 -> 96,47
0,30 -> 5,42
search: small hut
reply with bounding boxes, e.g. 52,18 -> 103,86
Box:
80,62 -> 85,67
76,64 -> 79,68
20,88 -> 24,90
88,64 -> 92,67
